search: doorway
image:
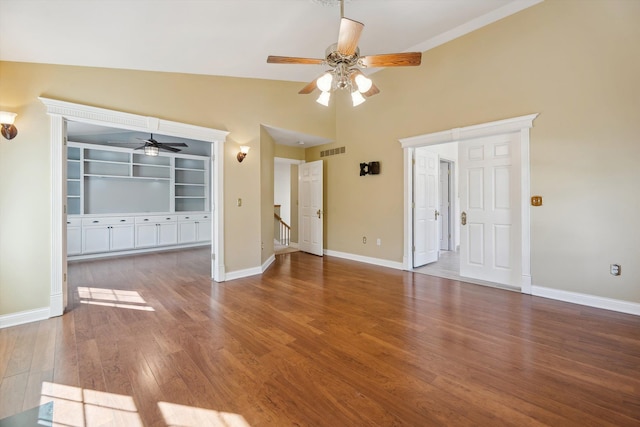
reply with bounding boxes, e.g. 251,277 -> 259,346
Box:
400,114 -> 538,294
41,97 -> 228,317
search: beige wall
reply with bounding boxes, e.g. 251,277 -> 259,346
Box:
0,62 -> 333,316
260,127 -> 275,264
309,0 -> 640,302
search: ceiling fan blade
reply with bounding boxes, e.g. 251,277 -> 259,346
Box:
133,145 -> 147,150
267,56 -> 325,65
336,17 -> 364,56
160,145 -> 181,153
363,83 -> 380,98
361,52 -> 422,68
157,142 -> 188,147
299,79 -> 318,94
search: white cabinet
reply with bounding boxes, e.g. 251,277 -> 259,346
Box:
178,214 -> 211,244
82,217 -> 134,254
67,217 -> 82,256
135,216 -> 178,248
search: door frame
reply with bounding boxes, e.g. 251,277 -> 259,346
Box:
40,97 -> 229,317
399,114 -> 538,294
439,159 -> 454,252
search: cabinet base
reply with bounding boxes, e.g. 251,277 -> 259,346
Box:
68,241 -> 211,262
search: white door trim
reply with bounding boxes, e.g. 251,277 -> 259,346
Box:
399,113 -> 538,294
40,97 -> 229,318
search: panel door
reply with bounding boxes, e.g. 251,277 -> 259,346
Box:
67,226 -> 82,255
110,225 -> 135,251
298,160 -> 323,256
136,223 -> 158,248
413,148 -> 439,267
196,220 -> 211,243
178,221 -> 197,243
158,223 -> 178,246
82,226 -> 110,254
459,133 -> 521,287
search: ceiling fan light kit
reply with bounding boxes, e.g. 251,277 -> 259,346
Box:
267,0 -> 421,107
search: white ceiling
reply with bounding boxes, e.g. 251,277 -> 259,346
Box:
0,0 -> 540,84
2,0 -> 540,146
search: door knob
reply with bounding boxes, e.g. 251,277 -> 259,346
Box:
435,210 -> 440,220
317,209 -> 322,219
461,211 -> 467,226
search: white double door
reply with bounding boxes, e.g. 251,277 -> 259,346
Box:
414,132 -> 521,288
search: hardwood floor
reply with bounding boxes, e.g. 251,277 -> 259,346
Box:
1,248 -> 639,426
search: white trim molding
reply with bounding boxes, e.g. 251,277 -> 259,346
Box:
532,286 -> 640,316
262,254 -> 276,273
399,113 -> 539,294
225,266 -> 264,281
39,97 -> 229,319
324,249 -> 404,270
0,307 -> 51,329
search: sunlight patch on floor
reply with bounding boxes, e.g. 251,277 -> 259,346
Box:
40,382 -> 143,426
158,401 -> 250,427
77,287 -> 155,311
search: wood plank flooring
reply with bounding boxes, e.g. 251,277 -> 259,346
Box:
1,248 -> 639,426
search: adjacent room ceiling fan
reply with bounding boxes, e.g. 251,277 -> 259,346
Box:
267,0 -> 422,106
110,134 -> 188,156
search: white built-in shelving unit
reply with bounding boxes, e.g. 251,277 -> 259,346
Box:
66,142 -> 211,258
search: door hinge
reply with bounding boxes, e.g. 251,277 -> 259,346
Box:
412,202 -> 415,209
64,273 -> 67,282
412,245 -> 415,252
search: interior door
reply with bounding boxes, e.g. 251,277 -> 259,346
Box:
459,133 -> 521,287
299,160 -> 323,256
413,148 -> 439,267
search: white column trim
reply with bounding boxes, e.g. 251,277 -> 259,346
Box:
399,113 -> 539,295
40,97 -> 229,318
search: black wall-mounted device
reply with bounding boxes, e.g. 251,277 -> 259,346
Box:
360,161 -> 380,176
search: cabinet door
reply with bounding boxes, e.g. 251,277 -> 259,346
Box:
110,225 -> 135,251
158,223 -> 178,246
83,226 -> 110,254
178,221 -> 197,243
136,223 -> 158,248
67,226 -> 82,255
196,220 -> 212,242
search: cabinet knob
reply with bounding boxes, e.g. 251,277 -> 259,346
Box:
166,218 -> 171,220
185,217 -> 190,219
204,216 -> 208,219
143,218 -> 149,221
92,220 -> 99,223
120,219 -> 126,222
67,221 -> 71,224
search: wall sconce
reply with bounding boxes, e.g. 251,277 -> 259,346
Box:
237,146 -> 250,162
0,111 -> 18,140
359,161 -> 380,176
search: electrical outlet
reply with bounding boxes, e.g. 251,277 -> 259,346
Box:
376,238 -> 381,246
610,264 -> 621,276
362,236 -> 367,244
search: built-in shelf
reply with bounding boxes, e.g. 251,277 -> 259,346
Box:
67,141 -> 209,215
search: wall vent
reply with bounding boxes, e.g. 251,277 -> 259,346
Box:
320,146 -> 346,157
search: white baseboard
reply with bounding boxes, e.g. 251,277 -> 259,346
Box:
0,307 -> 50,329
225,265 -> 263,281
262,254 -> 275,273
532,285 -> 640,316
324,249 -> 404,270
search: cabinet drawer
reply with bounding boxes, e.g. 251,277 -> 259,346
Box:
178,213 -> 210,222
82,217 -> 135,226
67,217 -> 82,227
135,215 -> 177,224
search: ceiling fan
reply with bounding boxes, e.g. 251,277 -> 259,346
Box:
267,0 -> 422,106
110,134 -> 188,156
